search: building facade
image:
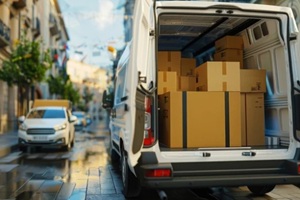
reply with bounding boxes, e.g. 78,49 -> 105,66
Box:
0,0 -> 69,133
66,59 -> 108,123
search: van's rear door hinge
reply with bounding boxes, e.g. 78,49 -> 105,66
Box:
149,29 -> 155,36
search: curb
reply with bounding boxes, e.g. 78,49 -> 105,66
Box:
0,142 -> 19,158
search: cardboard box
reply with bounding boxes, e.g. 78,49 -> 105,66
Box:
240,69 -> 266,93
178,76 -> 196,91
215,36 -> 244,52
194,62 -> 240,92
214,49 -> 244,68
159,91 -> 241,148
181,58 -> 196,76
241,93 -> 265,146
158,51 -> 181,75
158,71 -> 178,95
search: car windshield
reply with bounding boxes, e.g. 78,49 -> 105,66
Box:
27,109 -> 66,119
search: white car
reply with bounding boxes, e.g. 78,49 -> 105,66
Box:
18,106 -> 77,152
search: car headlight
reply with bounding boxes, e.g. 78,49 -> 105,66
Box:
19,123 -> 28,131
55,123 -> 67,131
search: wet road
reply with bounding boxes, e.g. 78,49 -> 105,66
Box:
0,123 -> 300,200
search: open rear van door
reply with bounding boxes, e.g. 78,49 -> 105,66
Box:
125,0 -> 155,170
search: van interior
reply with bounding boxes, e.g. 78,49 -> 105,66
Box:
157,11 -> 292,150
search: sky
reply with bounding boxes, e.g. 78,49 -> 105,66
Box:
58,0 -> 125,68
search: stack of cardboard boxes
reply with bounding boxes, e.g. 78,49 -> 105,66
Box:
158,36 -> 266,148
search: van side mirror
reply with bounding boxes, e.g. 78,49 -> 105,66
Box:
70,115 -> 77,123
102,90 -> 114,109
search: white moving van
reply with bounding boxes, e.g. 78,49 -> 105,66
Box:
102,0 -> 300,198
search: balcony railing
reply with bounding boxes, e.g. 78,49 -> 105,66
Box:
49,13 -> 59,36
12,0 -> 26,9
0,19 -> 10,48
32,17 -> 40,38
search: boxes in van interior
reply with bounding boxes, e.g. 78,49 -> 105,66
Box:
215,35 -> 244,52
194,62 -> 240,91
158,51 -> 181,75
181,58 -> 196,76
158,71 -> 178,95
241,93 -> 265,146
214,49 -> 244,68
178,76 -> 196,91
159,91 -> 241,148
240,69 -> 266,93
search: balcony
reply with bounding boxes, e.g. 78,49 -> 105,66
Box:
12,0 -> 26,9
49,13 -> 59,36
55,31 -> 62,41
0,19 -> 10,48
32,17 -> 40,38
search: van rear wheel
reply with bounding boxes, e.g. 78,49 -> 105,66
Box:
121,150 -> 141,198
247,185 -> 276,196
110,148 -> 120,165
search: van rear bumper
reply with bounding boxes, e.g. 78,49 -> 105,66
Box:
136,152 -> 300,188
138,172 -> 300,188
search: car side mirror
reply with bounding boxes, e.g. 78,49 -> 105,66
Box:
70,115 -> 77,123
18,116 -> 25,123
102,90 -> 114,109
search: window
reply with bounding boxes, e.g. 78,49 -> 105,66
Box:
114,63 -> 127,104
253,26 -> 262,40
261,22 -> 269,36
253,22 -> 269,41
28,109 -> 66,119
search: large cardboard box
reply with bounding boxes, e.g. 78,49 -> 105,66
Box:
181,58 -> 196,76
158,51 -> 181,75
215,36 -> 244,52
241,93 -> 265,146
159,91 -> 241,148
194,62 -> 240,92
240,69 -> 266,93
214,49 -> 244,68
158,71 -> 178,95
178,76 -> 196,91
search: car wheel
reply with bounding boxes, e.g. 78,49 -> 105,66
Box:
121,149 -> 141,198
62,135 -> 71,151
19,146 -> 27,152
71,138 -> 74,148
247,185 -> 276,196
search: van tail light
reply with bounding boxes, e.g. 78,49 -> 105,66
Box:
144,96 -> 155,147
145,169 -> 172,178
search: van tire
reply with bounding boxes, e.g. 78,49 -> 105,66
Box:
121,150 -> 141,198
247,185 -> 276,196
111,148 -> 120,164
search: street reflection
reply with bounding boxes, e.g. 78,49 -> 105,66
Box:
11,131 -> 110,200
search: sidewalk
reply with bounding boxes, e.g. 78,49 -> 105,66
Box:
0,130 -> 19,158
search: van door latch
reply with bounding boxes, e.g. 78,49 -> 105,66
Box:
202,152 -> 211,157
242,151 -> 256,157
